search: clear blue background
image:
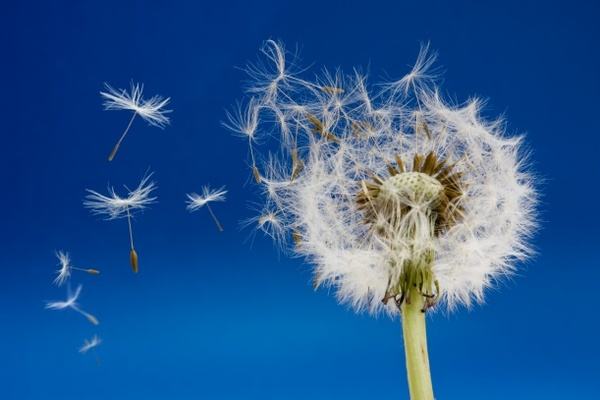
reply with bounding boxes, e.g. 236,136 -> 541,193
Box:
2,1 -> 599,399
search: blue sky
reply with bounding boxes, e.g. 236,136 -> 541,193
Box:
1,1 -> 599,399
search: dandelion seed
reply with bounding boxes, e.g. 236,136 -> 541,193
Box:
389,42 -> 439,96
84,172 -> 157,273
46,285 -> 99,325
306,113 -> 340,143
186,186 -> 227,232
53,251 -> 100,286
246,39 -> 289,100
257,212 -> 285,241
224,99 -> 263,183
290,147 -> 304,181
252,165 -> 262,183
101,82 -> 171,161
292,230 -> 302,246
79,335 -> 102,354
231,42 -> 538,400
241,208 -> 286,246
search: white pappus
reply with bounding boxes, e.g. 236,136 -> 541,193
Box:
79,335 -> 102,354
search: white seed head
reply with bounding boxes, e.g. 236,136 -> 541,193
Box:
233,42 -> 538,315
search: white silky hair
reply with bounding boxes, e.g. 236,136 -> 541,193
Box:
186,186 -> 227,211
231,41 -> 537,315
53,250 -> 72,286
83,173 -> 157,220
101,82 -> 171,127
79,335 -> 102,354
45,284 -> 82,310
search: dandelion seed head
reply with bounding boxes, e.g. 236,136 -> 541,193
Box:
232,42 -> 538,315
101,82 -> 171,127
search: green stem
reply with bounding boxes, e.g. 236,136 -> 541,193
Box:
401,290 -> 434,400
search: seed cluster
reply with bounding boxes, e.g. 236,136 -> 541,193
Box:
357,150 -> 464,310
357,151 -> 464,238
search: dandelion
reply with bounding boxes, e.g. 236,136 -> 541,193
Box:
186,186 -> 227,232
79,334 -> 102,354
231,42 -> 538,400
53,250 -> 100,286
84,172 -> 157,273
101,82 -> 171,161
46,285 -> 99,325
224,98 -> 261,182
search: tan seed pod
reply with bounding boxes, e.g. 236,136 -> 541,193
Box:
86,269 -> 101,275
252,165 -> 262,183
130,248 -> 139,274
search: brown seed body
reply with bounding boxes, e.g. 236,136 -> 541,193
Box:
86,269 -> 101,275
130,249 -> 139,273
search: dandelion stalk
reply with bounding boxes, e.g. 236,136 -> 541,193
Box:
401,290 -> 434,400
108,112 -> 137,161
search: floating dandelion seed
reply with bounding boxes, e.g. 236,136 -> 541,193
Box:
53,250 -> 100,286
232,42 -> 538,400
390,42 -> 439,96
242,207 -> 286,246
186,186 -> 227,232
224,99 -> 261,182
84,173 -> 157,273
79,335 -> 102,354
101,82 -> 171,161
46,285 -> 99,325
